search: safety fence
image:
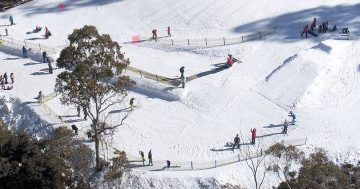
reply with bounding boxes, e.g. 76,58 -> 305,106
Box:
129,137 -> 307,171
0,36 -> 57,54
126,66 -> 182,87
131,27 -> 276,48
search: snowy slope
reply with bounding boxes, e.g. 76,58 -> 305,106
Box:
1,0 -> 360,188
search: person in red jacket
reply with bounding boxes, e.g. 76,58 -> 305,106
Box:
227,54 -> 234,67
250,128 -> 256,145
301,25 -> 309,38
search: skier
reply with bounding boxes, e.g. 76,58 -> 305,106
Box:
166,160 -> 171,169
130,97 -> 135,110
232,134 -> 240,150
167,26 -> 171,36
5,28 -> 8,36
9,16 -> 13,26
10,73 -> 14,84
250,128 -> 256,145
3,72 -> 8,84
288,111 -> 296,125
71,125 -> 78,135
48,60 -> 53,74
77,105 -> 81,117
22,46 -> 27,58
310,18 -> 317,31
42,51 -> 47,63
179,66 -> 185,78
301,25 -> 309,38
283,120 -> 289,134
148,150 -> 153,166
140,151 -> 145,165
227,54 -> 234,67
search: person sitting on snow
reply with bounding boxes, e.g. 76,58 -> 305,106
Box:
33,26 -> 42,33
227,54 -> 234,67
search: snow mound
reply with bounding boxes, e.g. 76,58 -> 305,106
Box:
257,40 -> 350,109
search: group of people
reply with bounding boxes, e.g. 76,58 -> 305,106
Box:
151,27 -> 171,40
232,111 -> 297,150
0,72 -> 14,90
139,150 -> 153,166
302,17 -> 337,38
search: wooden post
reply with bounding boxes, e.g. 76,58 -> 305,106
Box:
215,160 -> 217,168
223,37 -> 226,45
139,71 -> 143,78
274,25 -> 277,32
205,38 -> 207,46
187,39 -> 190,46
191,161 -> 193,169
39,44 -> 41,50
156,75 -> 159,82
238,154 -> 240,161
305,137 -> 308,145
171,39 -> 173,45
242,36 -> 244,42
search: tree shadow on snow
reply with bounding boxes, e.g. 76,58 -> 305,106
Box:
30,71 -> 49,76
232,3 -> 360,41
20,0 -> 124,16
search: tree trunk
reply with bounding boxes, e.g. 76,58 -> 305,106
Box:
93,121 -> 101,171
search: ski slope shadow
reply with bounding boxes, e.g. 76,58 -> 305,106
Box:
232,3 -> 360,40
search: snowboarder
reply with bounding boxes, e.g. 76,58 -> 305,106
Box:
48,61 -> 53,74
232,134 -> 240,150
22,46 -> 27,58
148,150 -> 153,166
227,54 -> 234,67
3,72 -> 8,84
167,26 -> 171,36
10,73 -> 14,84
288,111 -> 296,125
5,28 -> 8,36
42,51 -> 47,63
166,160 -> 171,169
179,66 -> 185,78
140,151 -> 145,165
44,27 -> 51,39
34,26 -> 41,33
301,25 -> 309,38
71,124 -> 78,135
250,128 -> 256,145
310,18 -> 317,31
130,97 -> 135,110
77,105 -> 81,117
283,120 -> 289,134
9,16 -> 13,26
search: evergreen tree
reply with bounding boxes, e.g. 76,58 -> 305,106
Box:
55,25 -> 135,171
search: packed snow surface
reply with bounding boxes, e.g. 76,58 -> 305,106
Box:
1,0 -> 360,188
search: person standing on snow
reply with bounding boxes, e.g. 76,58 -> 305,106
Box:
250,128 -> 257,145
301,25 -> 309,38
10,73 -> 14,84
232,134 -> 240,150
180,66 -> 185,78
0,76 -> 4,89
71,125 -> 78,135
139,151 -> 145,165
3,72 -> 8,84
167,26 -> 171,36
310,18 -> 317,31
130,97 -> 135,110
288,111 -> 296,125
148,150 -> 153,166
9,16 -> 14,25
48,60 -> 53,74
5,28 -> 8,36
42,51 -> 47,63
22,46 -> 27,58
283,120 -> 289,134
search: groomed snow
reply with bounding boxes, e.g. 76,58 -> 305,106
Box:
1,0 -> 360,188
